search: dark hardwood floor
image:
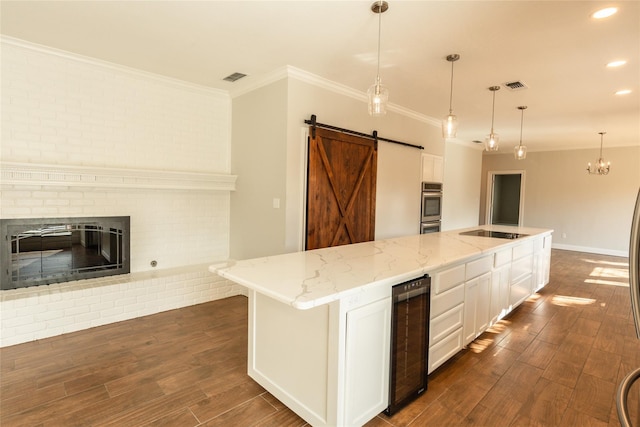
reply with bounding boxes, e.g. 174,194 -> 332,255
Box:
1,249 -> 639,426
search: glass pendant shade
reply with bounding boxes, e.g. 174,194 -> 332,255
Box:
514,105 -> 527,160
368,1 -> 389,117
442,54 -> 460,138
368,77 -> 388,116
485,86 -> 501,151
484,133 -> 499,151
514,144 -> 527,159
442,114 -> 458,138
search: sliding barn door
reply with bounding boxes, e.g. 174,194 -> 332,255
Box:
306,127 -> 377,250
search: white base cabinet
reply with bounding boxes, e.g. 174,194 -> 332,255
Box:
344,297 -> 392,426
533,235 -> 552,292
429,264 -> 465,373
241,231 -> 553,425
428,233 -> 552,375
490,249 -> 512,325
463,271 -> 492,345
248,285 -> 391,427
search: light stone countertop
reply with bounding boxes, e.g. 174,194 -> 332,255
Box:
210,225 -> 553,310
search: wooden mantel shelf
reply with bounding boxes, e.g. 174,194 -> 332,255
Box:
0,162 -> 237,191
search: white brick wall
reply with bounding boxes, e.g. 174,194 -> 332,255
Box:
1,39 -> 230,172
0,38 -> 243,347
0,266 -> 247,347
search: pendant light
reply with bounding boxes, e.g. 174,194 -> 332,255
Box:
367,1 -> 389,116
484,86 -> 501,151
514,106 -> 527,160
442,54 -> 460,139
586,132 -> 611,175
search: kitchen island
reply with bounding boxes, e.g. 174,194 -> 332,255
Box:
211,225 -> 553,426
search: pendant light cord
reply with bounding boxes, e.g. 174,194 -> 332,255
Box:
519,108 -> 524,146
376,0 -> 382,81
490,90 -> 496,133
448,60 -> 455,114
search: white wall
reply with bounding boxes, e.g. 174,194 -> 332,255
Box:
229,73 -> 445,260
230,80 -> 288,260
230,73 -> 444,260
0,38 -> 244,347
285,77 -> 443,244
442,142 -> 484,231
480,146 -> 640,256
1,38 -> 233,270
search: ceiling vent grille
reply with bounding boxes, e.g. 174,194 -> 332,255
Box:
223,72 -> 247,82
503,80 -> 528,91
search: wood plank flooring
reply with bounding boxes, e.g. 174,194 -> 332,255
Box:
1,249 -> 639,426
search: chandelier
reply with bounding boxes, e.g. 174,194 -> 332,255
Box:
586,132 -> 611,175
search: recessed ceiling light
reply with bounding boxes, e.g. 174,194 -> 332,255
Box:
592,7 -> 618,19
607,60 -> 627,67
615,89 -> 632,95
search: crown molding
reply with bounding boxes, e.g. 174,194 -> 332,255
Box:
2,36 -> 439,128
1,162 -> 237,191
230,65 -> 441,128
1,36 -> 230,98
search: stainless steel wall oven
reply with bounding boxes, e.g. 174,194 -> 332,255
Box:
421,182 -> 442,234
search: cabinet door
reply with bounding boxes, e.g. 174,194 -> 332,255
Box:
344,297 -> 391,426
533,235 -> 552,291
491,265 -> 511,324
433,156 -> 444,183
463,278 -> 478,344
464,272 -> 491,345
421,154 -> 444,183
510,275 -> 533,307
476,272 -> 491,333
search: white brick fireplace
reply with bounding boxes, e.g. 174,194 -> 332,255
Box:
0,37 -> 245,347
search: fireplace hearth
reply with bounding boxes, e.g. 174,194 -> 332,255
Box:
1,216 -> 130,290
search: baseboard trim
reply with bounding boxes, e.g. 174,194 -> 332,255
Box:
552,243 -> 628,258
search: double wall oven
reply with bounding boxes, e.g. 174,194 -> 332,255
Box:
421,182 -> 442,234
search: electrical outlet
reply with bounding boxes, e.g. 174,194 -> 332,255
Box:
562,233 -> 567,239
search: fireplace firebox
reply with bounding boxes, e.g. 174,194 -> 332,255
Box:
1,216 -> 130,290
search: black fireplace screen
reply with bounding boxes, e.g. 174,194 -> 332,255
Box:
1,217 -> 130,290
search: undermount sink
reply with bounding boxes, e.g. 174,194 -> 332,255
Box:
459,229 -> 528,239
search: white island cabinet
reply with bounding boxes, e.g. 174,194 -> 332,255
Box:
212,225 -> 552,427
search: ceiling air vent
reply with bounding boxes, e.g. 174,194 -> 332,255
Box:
223,72 -> 247,82
503,80 -> 528,91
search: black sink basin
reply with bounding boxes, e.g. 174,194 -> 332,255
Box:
459,229 -> 528,239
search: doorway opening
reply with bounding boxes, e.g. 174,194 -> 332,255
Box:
487,171 -> 525,226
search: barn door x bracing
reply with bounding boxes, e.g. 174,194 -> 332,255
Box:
306,127 -> 377,250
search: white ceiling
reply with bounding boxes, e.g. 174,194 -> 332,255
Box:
1,0 -> 639,153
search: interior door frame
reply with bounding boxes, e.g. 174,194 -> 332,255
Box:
486,170 -> 526,226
